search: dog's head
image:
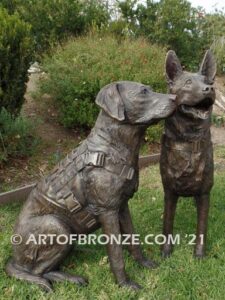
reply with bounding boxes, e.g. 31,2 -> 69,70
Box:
96,81 -> 176,125
165,50 -> 216,120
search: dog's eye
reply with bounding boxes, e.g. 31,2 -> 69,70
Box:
185,79 -> 192,85
141,88 -> 148,95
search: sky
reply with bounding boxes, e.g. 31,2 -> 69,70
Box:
135,0 -> 225,13
188,0 -> 225,12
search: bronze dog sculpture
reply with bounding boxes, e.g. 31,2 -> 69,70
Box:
160,50 -> 216,258
6,81 -> 176,291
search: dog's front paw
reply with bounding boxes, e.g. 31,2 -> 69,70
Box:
137,258 -> 159,269
194,246 -> 205,259
71,276 -> 89,286
161,244 -> 172,258
119,279 -> 142,290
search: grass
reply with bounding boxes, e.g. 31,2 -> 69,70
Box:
1,146 -> 225,299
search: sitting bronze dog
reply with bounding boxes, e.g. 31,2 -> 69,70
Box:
6,81 -> 176,291
160,50 -> 216,258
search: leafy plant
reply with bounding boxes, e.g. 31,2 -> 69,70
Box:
118,0 -> 205,69
145,121 -> 164,143
198,9 -> 225,73
0,108 -> 38,163
0,7 -> 33,115
211,37 -> 225,74
211,114 -> 225,127
39,34 -> 167,128
1,0 -> 109,54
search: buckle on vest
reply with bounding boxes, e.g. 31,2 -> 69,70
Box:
120,166 -> 135,180
63,192 -> 82,213
80,212 -> 97,228
192,140 -> 201,153
86,152 -> 105,167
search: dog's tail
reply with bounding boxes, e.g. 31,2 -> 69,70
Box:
5,259 -> 52,292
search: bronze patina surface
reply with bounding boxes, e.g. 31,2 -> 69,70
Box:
160,50 -> 216,258
6,81 -> 176,291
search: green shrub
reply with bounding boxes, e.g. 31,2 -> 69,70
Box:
40,34 -> 167,128
0,0 -> 18,13
0,7 -> 33,115
145,121 -> 164,143
211,113 -> 225,127
200,11 -> 225,73
117,0 -> 206,70
0,108 -> 38,163
1,0 -> 109,54
104,20 -> 135,39
212,37 -> 225,74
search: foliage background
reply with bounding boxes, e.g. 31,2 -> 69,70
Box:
0,0 -> 225,162
0,7 -> 33,114
40,34 -> 167,128
0,0 -> 109,54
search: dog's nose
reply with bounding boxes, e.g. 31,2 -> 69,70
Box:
202,86 -> 214,92
169,94 -> 177,102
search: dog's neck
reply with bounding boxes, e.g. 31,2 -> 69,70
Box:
164,111 -> 211,141
86,111 -> 145,166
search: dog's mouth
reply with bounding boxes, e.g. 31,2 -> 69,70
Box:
179,97 -> 214,119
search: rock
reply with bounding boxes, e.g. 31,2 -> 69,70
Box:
28,62 -> 41,74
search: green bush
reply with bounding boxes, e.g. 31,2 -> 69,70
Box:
0,108 -> 38,163
145,121 -> 164,143
212,38 -> 225,74
211,113 -> 225,127
0,0 -> 18,13
0,7 -> 33,115
1,0 -> 109,54
117,0 -> 206,70
40,34 -> 167,128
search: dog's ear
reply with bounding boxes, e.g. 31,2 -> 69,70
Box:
95,83 -> 125,121
165,50 -> 183,84
199,50 -> 217,81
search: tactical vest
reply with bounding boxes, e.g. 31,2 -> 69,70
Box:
34,144 -> 135,230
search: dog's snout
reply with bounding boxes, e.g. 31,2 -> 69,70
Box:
202,86 -> 214,92
204,87 -> 209,92
169,94 -> 177,102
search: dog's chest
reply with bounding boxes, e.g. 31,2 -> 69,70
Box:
167,148 -> 205,179
83,166 -> 139,213
160,138 -> 213,195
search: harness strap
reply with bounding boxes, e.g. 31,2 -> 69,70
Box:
163,134 -> 206,153
76,151 -> 135,181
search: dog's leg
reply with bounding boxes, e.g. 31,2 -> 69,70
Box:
194,194 -> 210,258
98,210 -> 141,290
161,190 -> 178,258
43,271 -> 88,285
119,203 -> 158,268
8,215 -> 87,291
31,216 -> 88,286
6,260 -> 53,292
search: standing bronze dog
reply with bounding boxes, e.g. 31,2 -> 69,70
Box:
6,81 -> 176,291
160,50 -> 216,258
